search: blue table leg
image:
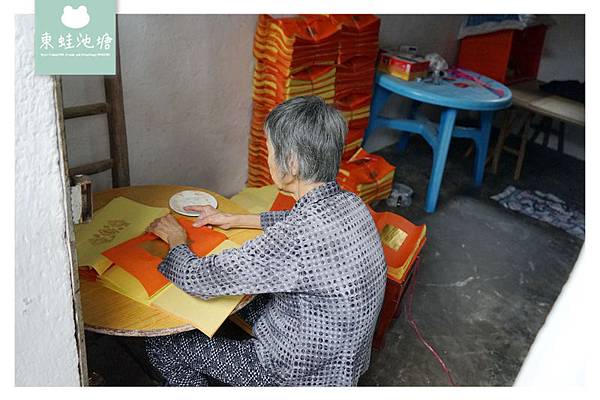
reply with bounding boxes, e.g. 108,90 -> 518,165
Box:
363,85 -> 392,147
396,100 -> 422,152
425,108 -> 457,213
473,111 -> 494,186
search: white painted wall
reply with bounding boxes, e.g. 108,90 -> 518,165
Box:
538,15 -> 585,83
15,15 -> 83,386
378,15 -> 465,64
63,15 -> 258,196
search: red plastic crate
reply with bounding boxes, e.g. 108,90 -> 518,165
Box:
457,25 -> 547,84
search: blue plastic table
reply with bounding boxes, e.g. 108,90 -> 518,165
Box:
363,69 -> 512,213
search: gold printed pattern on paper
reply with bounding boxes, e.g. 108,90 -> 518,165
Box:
380,224 -> 407,251
89,219 -> 131,245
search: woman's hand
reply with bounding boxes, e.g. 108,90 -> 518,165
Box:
147,214 -> 188,249
184,205 -> 236,229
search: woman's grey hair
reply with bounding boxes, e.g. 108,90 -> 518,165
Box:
264,96 -> 347,183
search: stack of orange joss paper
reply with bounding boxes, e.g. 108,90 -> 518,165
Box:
329,15 -> 381,161
248,14 -> 395,205
337,148 -> 395,204
249,14 -> 341,187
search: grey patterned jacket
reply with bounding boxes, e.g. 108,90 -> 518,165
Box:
158,181 -> 387,386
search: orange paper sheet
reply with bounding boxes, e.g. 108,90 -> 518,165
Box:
269,192 -> 296,211
102,217 -> 227,297
102,232 -> 170,296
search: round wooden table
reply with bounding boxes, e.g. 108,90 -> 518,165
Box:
79,185 -> 258,337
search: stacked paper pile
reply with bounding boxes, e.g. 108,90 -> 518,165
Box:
75,197 -> 248,337
329,15 -> 381,160
248,14 -> 341,187
337,148 -> 395,204
368,209 -> 427,284
247,14 -> 392,204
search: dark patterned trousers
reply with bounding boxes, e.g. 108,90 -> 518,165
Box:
145,295 -> 276,386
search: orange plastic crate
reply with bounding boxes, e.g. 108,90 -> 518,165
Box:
457,25 -> 547,84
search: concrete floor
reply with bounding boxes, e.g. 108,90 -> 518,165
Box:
84,127 -> 584,386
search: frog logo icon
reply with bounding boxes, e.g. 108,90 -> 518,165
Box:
60,5 -> 91,29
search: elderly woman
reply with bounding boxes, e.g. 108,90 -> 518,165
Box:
146,95 -> 387,387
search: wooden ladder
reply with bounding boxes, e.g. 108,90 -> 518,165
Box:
55,22 -> 130,188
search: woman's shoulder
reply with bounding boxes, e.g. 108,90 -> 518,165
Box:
330,188 -> 370,213
336,188 -> 365,204
300,189 -> 372,225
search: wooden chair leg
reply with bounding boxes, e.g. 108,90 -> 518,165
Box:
541,117 -> 552,147
464,146 -> 498,167
514,112 -> 534,180
492,108 -> 516,174
529,115 -> 544,144
557,121 -> 566,153
463,143 -> 474,158
464,143 -> 496,166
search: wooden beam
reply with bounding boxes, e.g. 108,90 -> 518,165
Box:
53,76 -> 90,386
492,108 -> 515,175
63,103 -> 108,119
69,159 -> 113,177
104,18 -> 130,188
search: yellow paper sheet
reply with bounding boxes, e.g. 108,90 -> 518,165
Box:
149,239 -> 245,337
230,185 -> 279,214
227,192 -> 265,214
151,285 -> 243,338
99,238 -> 246,337
74,197 -> 169,274
100,265 -> 155,306
229,185 -> 300,245
100,240 -> 244,306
